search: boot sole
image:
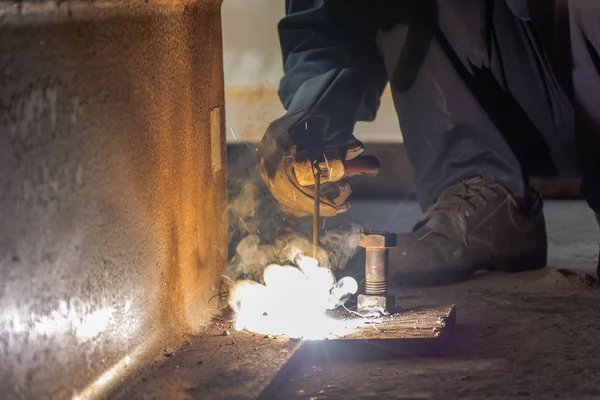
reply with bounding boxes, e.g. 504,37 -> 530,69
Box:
487,248 -> 548,273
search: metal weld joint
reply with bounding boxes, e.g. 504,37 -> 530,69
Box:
358,231 -> 397,314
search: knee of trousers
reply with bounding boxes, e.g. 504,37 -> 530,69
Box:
569,0 -> 600,33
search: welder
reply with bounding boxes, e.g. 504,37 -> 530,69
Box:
257,0 -> 600,285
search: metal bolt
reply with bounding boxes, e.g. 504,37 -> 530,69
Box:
359,232 -> 397,296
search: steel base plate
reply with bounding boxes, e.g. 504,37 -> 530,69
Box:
258,305 -> 456,399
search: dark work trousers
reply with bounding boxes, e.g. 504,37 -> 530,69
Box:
570,1 -> 600,212
377,0 -> 581,209
277,0 -> 600,211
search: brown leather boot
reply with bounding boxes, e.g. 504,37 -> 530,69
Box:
390,178 -> 547,286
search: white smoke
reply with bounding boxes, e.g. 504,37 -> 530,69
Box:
227,225 -> 362,282
226,146 -> 363,281
225,147 -> 364,339
228,256 -> 360,339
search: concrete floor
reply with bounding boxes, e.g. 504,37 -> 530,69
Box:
272,199 -> 600,400
114,199 -> 600,400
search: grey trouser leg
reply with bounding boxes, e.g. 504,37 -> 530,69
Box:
377,0 -> 577,209
570,0 -> 600,212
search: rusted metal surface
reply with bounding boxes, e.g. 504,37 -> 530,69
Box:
259,305 -> 456,399
357,293 -> 396,313
361,232 -> 397,295
358,232 -> 397,313
0,1 -> 226,398
359,232 -> 399,249
338,304 -> 455,341
365,249 -> 389,294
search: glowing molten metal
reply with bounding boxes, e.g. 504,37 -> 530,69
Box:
228,256 -> 360,339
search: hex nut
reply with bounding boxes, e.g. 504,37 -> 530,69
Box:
357,294 -> 396,314
359,232 -> 397,248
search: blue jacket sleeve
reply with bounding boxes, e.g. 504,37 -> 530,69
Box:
277,0 -> 388,125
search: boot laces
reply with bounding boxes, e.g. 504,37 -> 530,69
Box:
424,179 -> 499,220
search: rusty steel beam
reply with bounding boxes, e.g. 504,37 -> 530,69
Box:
0,1 -> 226,398
319,304 -> 457,360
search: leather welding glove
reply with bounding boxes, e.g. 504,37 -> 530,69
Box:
257,108 -> 364,218
262,0 -> 388,217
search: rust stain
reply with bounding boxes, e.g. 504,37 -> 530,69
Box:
0,0 -> 226,398
95,0 -> 226,335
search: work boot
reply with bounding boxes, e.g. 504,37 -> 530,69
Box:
390,177 -> 547,286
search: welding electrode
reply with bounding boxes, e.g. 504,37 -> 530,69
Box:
292,150 -> 380,259
313,164 -> 320,259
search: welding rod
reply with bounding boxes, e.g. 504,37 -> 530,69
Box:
313,165 -> 320,259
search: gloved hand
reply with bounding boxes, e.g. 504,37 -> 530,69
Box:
257,112 -> 364,218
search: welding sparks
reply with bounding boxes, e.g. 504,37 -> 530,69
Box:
228,255 -> 361,340
229,127 -> 238,141
238,217 -> 249,232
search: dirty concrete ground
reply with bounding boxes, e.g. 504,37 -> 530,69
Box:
271,199 -> 600,400
272,272 -> 600,400
110,318 -> 304,400
113,200 -> 600,400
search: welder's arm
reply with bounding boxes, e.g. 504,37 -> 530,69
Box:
257,0 -> 388,218
278,0 -> 388,127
